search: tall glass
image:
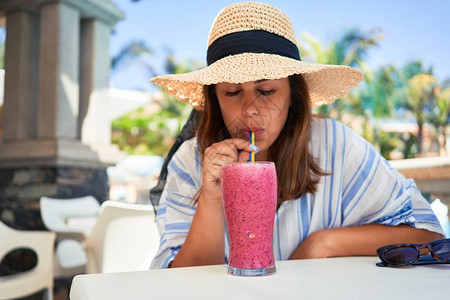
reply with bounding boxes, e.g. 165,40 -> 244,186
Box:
222,162 -> 277,276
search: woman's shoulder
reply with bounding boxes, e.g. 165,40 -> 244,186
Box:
310,117 -> 368,155
311,117 -> 348,137
170,136 -> 201,172
174,137 -> 199,158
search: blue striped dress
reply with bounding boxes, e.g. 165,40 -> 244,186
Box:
150,118 -> 444,268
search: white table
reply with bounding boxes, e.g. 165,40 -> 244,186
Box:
70,256 -> 449,300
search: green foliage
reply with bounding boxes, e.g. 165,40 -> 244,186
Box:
111,95 -> 191,156
429,88 -> 450,128
428,87 -> 450,154
378,131 -> 398,159
400,133 -> 418,159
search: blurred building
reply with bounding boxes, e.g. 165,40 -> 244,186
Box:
0,0 -> 125,229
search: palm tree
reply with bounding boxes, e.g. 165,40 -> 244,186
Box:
430,85 -> 450,155
399,61 -> 433,82
394,61 -> 433,108
383,61 -> 434,158
355,65 -> 398,154
299,28 -> 384,67
110,41 -> 152,74
299,28 -> 384,117
405,74 -> 438,155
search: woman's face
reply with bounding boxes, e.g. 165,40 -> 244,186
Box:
216,78 -> 291,160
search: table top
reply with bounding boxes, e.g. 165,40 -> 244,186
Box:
70,256 -> 449,300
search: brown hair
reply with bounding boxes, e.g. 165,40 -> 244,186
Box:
197,74 -> 327,206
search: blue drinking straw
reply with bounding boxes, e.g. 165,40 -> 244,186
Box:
249,131 -> 255,162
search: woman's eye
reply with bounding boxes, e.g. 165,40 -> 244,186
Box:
225,90 -> 241,97
259,89 -> 275,96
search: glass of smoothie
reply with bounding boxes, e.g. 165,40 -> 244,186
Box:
222,161 -> 277,276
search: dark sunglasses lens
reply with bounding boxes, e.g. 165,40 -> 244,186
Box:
384,247 -> 418,265
431,242 -> 450,260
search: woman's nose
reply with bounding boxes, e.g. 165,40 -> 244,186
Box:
242,92 -> 260,117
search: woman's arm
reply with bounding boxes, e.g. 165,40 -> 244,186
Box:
289,224 -> 444,260
171,191 -> 225,267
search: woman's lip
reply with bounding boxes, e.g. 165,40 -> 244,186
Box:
241,129 -> 264,139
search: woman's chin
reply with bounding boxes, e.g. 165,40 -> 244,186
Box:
254,142 -> 270,161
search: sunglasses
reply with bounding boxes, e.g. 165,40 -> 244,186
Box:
376,238 -> 450,267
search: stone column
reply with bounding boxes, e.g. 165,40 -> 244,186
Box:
80,19 -> 113,145
2,9 -> 39,141
38,2 -> 80,139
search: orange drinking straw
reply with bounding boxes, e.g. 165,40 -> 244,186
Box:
249,131 -> 255,162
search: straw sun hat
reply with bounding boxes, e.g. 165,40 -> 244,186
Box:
151,1 -> 363,110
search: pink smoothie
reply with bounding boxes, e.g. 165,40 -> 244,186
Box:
222,162 -> 277,270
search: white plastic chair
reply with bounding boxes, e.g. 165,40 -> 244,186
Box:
83,200 -> 160,273
40,196 -> 100,277
0,221 -> 56,300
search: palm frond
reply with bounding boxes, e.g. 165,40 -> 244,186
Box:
111,41 -> 152,71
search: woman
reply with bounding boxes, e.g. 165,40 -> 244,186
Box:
150,2 -> 444,269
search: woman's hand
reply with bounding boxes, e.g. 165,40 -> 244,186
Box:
202,138 -> 258,202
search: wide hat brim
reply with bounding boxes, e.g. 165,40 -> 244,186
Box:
151,52 -> 363,110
